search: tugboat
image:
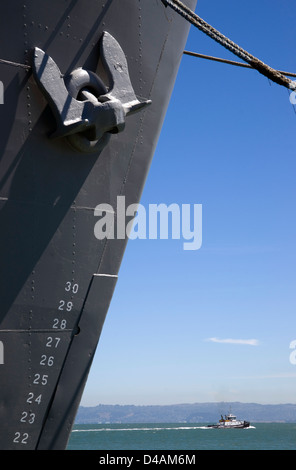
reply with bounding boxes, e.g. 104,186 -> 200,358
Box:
207,413 -> 250,429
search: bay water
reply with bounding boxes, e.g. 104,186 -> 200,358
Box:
67,423 -> 296,450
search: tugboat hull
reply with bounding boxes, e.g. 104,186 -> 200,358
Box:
207,420 -> 250,429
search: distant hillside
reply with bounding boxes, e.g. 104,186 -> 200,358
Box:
75,402 -> 296,424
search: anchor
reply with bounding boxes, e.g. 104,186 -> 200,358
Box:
32,32 -> 151,153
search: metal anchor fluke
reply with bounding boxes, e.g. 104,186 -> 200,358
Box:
32,32 -> 151,153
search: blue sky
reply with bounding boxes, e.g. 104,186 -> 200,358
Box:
81,0 -> 296,406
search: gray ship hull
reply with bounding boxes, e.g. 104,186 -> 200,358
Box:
0,0 -> 196,450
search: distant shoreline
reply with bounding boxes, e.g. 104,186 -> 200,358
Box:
75,402 -> 296,424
